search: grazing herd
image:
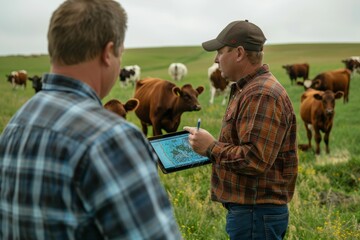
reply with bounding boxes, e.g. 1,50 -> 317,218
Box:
284,57 -> 359,154
5,56 -> 360,154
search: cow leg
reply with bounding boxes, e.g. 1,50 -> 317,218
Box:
209,87 -> 215,104
344,91 -> 348,103
221,95 -> 227,105
324,132 -> 330,154
152,123 -> 163,136
140,121 -> 148,136
304,123 -> 312,149
324,127 -> 332,154
314,128 -> 322,155
12,79 -> 16,90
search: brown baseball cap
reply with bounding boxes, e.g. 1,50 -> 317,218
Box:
202,20 -> 266,52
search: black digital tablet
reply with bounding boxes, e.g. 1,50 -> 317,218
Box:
148,130 -> 211,174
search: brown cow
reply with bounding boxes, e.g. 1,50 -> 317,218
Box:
298,69 -> 351,103
282,63 -> 309,85
208,63 -> 231,105
299,89 -> 343,155
104,98 -> 139,119
6,70 -> 27,89
134,78 -> 204,136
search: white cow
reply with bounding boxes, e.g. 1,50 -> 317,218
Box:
168,63 -> 187,81
208,63 -> 231,105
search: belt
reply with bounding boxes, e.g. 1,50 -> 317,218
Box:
222,202 -> 287,210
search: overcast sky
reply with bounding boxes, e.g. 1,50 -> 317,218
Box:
0,0 -> 359,56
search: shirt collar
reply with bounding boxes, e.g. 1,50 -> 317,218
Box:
235,64 -> 269,90
41,73 -> 102,106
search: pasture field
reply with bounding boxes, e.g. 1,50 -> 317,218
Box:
1,43 -> 360,239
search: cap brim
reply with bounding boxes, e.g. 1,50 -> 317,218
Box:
202,39 -> 224,52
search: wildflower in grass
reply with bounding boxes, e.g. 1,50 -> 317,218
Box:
316,226 -> 323,233
305,167 -> 316,175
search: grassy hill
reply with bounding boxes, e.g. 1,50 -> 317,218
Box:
1,43 -> 360,239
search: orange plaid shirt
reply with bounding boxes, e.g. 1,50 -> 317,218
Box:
207,64 -> 298,205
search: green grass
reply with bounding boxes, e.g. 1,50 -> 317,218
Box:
1,43 -> 360,239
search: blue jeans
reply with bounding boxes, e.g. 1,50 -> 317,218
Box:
224,203 -> 289,240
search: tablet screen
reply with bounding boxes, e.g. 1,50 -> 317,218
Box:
148,130 -> 211,173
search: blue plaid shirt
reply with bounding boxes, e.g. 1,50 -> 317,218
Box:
0,74 -> 182,240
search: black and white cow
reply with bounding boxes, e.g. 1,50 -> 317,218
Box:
119,65 -> 141,87
208,63 -> 231,105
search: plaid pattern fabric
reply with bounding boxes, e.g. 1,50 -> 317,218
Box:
208,65 -> 298,205
0,74 -> 181,240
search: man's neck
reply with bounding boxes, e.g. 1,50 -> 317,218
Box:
233,62 -> 261,81
51,58 -> 102,96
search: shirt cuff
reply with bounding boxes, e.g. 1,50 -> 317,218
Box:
206,141 -> 217,163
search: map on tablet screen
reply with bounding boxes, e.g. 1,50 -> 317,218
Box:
148,130 -> 210,173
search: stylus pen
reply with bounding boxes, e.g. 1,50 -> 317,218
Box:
197,118 -> 201,131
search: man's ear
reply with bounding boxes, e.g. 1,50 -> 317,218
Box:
236,46 -> 245,62
101,41 -> 114,66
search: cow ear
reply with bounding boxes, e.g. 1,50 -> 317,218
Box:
196,86 -> 205,94
303,80 -> 312,88
334,91 -> 344,99
313,93 -> 323,100
172,86 -> 181,96
124,98 -> 140,112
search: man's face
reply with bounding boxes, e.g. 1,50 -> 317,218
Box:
215,46 -> 237,81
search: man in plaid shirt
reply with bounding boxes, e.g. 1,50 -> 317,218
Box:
185,20 -> 298,240
0,0 -> 181,239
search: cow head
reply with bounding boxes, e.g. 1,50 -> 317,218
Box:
282,64 -> 292,74
104,98 -> 140,119
172,84 -> 204,111
313,90 -> 343,117
342,58 -> 360,72
6,72 -> 17,83
6,75 -> 11,83
28,75 -> 42,93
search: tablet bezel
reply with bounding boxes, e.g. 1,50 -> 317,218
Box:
148,130 -> 211,173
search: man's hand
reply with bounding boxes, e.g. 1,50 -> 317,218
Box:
183,126 -> 216,156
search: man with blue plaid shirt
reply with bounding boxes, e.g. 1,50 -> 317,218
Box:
0,0 -> 181,239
